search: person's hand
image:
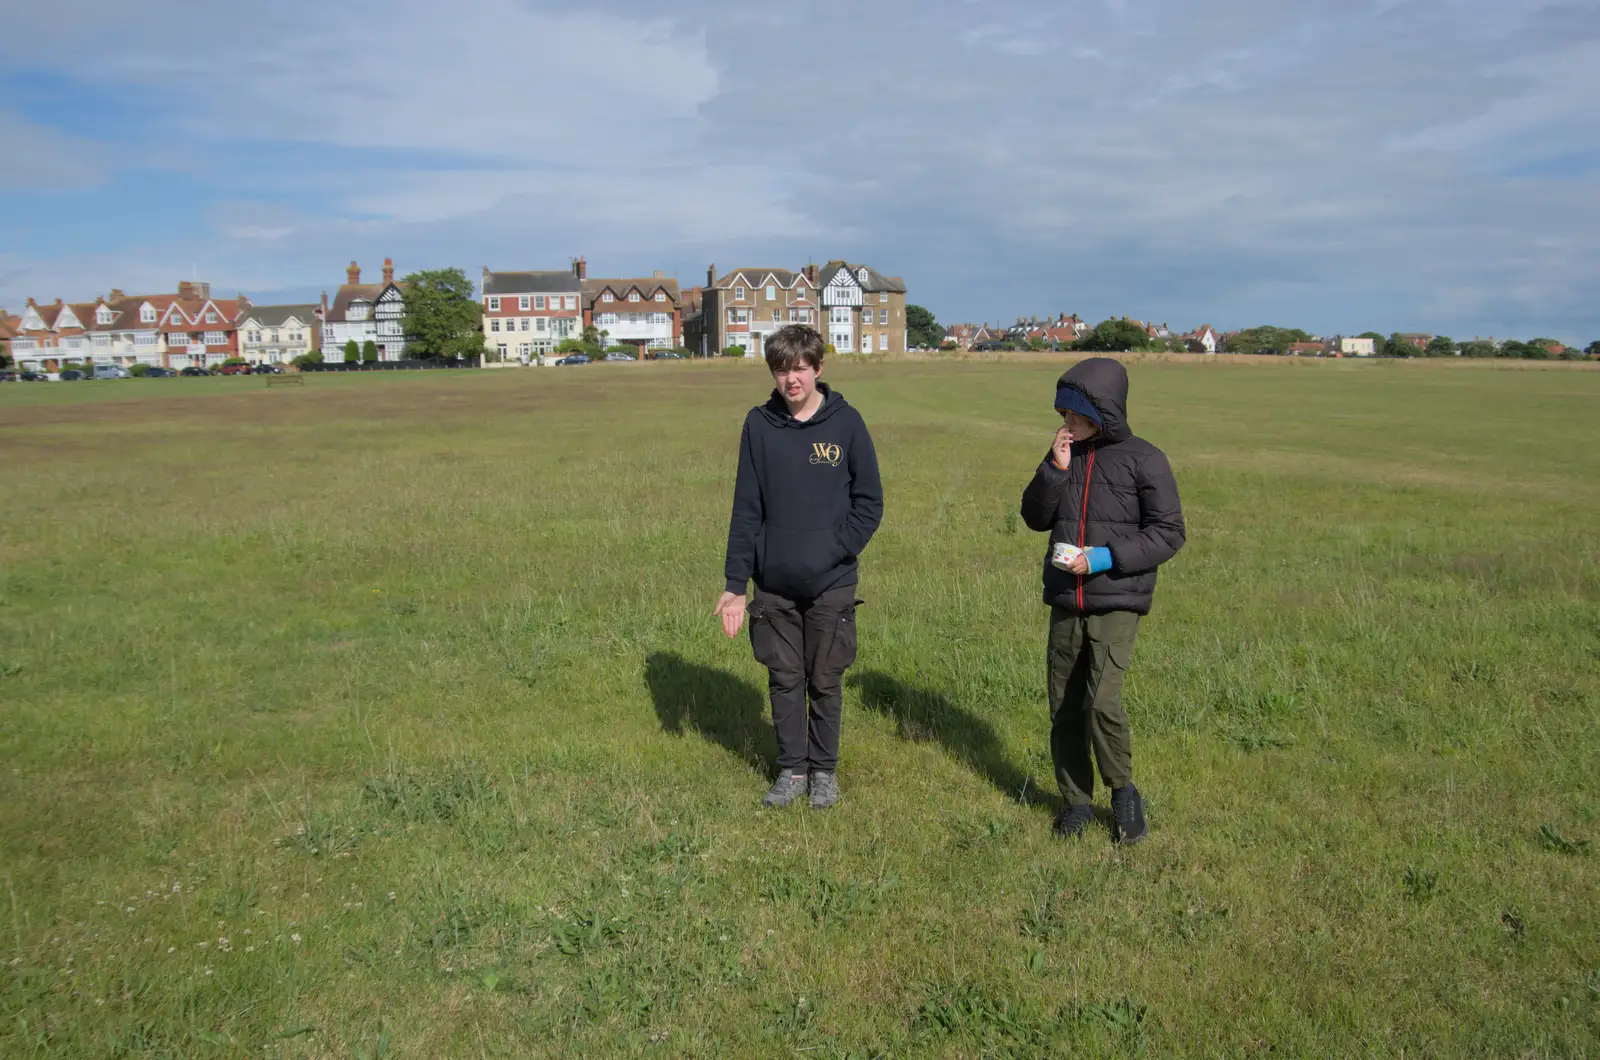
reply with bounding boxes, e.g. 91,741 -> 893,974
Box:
1051,425 -> 1073,470
713,591 -> 747,638
1063,552 -> 1090,575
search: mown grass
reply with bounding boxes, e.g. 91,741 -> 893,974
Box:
1,357 -> 1597,1057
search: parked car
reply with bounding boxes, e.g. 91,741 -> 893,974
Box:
253,363 -> 284,375
652,351 -> 685,360
603,351 -> 635,362
92,365 -> 132,379
216,363 -> 252,375
59,369 -> 85,380
142,366 -> 175,377
179,366 -> 208,377
19,371 -> 46,381
554,354 -> 590,365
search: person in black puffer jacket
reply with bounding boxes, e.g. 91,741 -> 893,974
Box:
1020,357 -> 1185,844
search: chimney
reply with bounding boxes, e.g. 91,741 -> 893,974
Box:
109,288 -> 124,301
55,298 -> 63,307
382,258 -> 394,285
708,264 -> 716,286
573,256 -> 587,280
803,263 -> 817,284
653,270 -> 664,279
347,261 -> 360,285
321,290 -> 329,314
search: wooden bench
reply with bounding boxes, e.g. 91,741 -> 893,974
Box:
265,373 -> 305,387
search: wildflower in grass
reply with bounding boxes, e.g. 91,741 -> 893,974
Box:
218,938 -> 231,952
291,933 -> 302,943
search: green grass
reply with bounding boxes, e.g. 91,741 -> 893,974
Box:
1,357 -> 1597,1057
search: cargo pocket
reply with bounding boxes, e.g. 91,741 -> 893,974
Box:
826,599 -> 862,674
747,599 -> 781,670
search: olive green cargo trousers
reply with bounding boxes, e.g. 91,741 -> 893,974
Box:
1047,608 -> 1141,807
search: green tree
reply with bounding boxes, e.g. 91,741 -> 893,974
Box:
905,304 -> 945,348
1459,339 -> 1497,358
361,340 -> 378,363
722,345 -> 746,357
1424,336 -> 1457,358
344,339 -> 360,363
1383,333 -> 1415,358
291,351 -> 323,367
1078,319 -> 1156,352
1224,325 -> 1314,355
555,338 -> 585,354
1585,340 -> 1600,356
401,267 -> 484,360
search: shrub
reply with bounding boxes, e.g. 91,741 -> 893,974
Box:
362,340 -> 378,363
291,351 -> 323,368
223,356 -> 248,366
344,340 -> 360,363
555,338 -> 585,354
129,363 -> 150,377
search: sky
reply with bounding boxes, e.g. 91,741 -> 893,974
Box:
2,0 -> 1597,343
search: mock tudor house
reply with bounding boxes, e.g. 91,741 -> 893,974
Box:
12,282 -> 246,372
321,259 -> 410,361
480,262 -> 584,362
700,265 -> 821,358
240,305 -> 320,364
817,260 -> 907,354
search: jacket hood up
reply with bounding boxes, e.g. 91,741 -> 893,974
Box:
1057,358 -> 1131,444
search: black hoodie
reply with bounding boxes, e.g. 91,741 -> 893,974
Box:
724,383 -> 883,599
1020,358 -> 1185,614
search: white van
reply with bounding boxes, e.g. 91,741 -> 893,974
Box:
92,365 -> 132,379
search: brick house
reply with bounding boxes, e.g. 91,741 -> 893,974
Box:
1287,341 -> 1327,356
480,262 -> 584,363
583,269 -> 681,355
817,260 -> 906,354
240,305 -> 321,365
321,259 -> 410,361
12,282 -> 245,372
1396,333 -> 1433,351
699,265 -> 821,358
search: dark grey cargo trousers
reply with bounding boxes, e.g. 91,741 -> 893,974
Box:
748,585 -> 859,774
1047,608 -> 1142,806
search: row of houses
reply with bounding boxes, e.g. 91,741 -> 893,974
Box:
2,258 -> 413,372
476,258 -> 909,362
2,255 -> 911,370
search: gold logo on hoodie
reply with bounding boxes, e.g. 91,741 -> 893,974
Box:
810,442 -> 842,467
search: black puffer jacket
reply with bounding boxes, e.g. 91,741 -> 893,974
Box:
1020,358 -> 1185,615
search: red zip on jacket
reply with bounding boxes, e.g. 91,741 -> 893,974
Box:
1076,449 -> 1096,610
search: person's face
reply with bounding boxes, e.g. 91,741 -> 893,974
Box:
1061,409 -> 1100,442
774,360 -> 820,407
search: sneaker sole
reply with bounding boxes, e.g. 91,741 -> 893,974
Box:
1114,827 -> 1149,845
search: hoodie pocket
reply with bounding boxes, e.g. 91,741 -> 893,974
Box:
758,523 -> 846,597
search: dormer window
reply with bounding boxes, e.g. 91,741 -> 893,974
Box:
654,292 -> 666,302
140,305 -> 155,323
628,292 -> 640,302
603,292 -> 614,302
858,268 -> 869,283
205,311 -> 217,323
96,307 -> 113,324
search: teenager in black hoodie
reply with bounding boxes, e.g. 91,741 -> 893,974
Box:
715,325 -> 883,809
1020,357 -> 1185,844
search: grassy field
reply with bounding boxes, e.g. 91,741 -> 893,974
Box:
1,357 -> 1596,1058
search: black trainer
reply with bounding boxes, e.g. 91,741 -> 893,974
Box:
1052,803 -> 1094,839
1110,784 -> 1148,844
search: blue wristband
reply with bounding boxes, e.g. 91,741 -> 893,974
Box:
1085,547 -> 1113,574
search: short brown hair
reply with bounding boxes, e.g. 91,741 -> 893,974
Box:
764,324 -> 826,373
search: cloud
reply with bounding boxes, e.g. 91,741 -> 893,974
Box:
1,0 -> 1598,340
0,111 -> 104,191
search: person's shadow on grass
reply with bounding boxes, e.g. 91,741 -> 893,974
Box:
847,670 -> 1056,813
646,652 -> 776,775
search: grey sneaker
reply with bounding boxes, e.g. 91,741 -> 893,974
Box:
1052,804 -> 1093,839
762,773 -> 809,808
1111,784 -> 1148,845
809,771 -> 839,809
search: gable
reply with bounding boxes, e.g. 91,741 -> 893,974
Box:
56,305 -> 82,329
20,306 -> 46,330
